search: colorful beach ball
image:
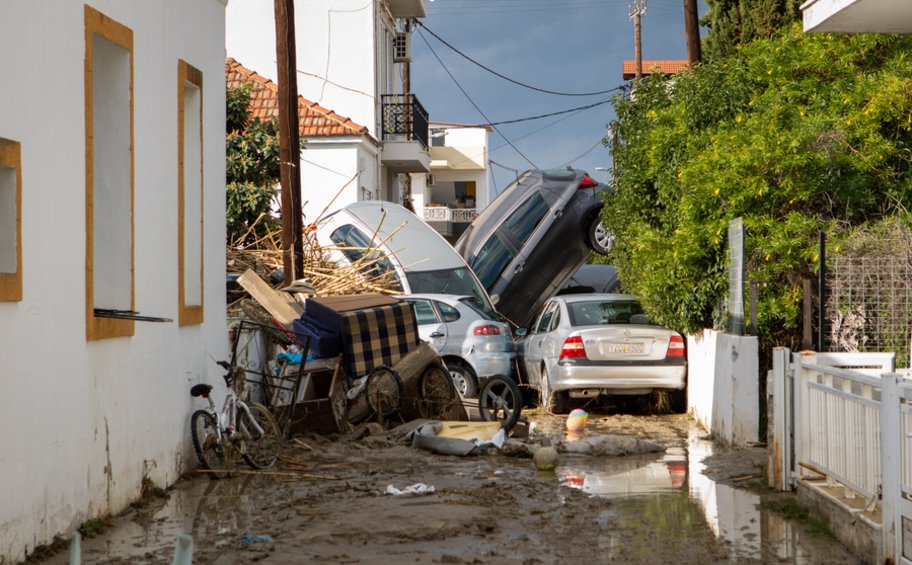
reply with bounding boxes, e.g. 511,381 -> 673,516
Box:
566,408 -> 589,432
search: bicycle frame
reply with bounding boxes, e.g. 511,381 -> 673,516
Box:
196,384 -> 266,444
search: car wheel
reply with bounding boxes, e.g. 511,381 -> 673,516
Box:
479,375 -> 522,431
447,361 -> 478,399
587,216 -> 613,255
540,367 -> 567,414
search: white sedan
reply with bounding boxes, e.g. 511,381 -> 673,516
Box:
519,293 -> 686,413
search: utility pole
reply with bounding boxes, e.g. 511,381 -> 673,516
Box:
400,18 -> 414,212
684,0 -> 702,65
274,0 -> 304,286
629,0 -> 646,80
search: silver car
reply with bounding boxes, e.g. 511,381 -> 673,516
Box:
519,293 -> 686,413
398,294 -> 515,398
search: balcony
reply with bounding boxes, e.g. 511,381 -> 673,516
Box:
420,205 -> 477,241
380,94 -> 430,173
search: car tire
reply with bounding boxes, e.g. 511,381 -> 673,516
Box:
479,375 -> 522,431
540,367 -> 567,414
587,215 -> 613,255
446,360 -> 478,399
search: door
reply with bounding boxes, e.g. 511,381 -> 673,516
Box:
407,298 -> 448,353
522,301 -> 559,386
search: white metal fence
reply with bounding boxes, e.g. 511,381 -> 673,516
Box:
769,348 -> 912,563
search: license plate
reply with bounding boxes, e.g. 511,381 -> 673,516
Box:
606,342 -> 644,354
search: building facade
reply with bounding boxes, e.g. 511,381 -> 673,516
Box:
0,1 -> 228,560
226,0 -> 430,222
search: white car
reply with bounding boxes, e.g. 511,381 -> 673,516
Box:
519,293 -> 686,413
398,294 -> 515,398
315,202 -> 496,313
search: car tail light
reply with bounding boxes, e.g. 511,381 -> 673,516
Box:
560,335 -> 587,359
578,175 -> 599,189
666,334 -> 685,357
473,325 -> 501,336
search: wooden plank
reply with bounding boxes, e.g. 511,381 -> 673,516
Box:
237,269 -> 303,326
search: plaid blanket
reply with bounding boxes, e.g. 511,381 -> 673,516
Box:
340,303 -> 419,377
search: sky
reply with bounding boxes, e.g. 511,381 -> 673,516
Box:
410,0 -> 707,196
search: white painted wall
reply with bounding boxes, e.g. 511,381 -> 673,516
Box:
0,1 -> 227,560
300,139 -> 382,222
687,330 -> 760,446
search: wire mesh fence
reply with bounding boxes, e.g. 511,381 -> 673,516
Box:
825,255 -> 912,369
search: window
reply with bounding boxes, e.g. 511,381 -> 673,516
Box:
329,224 -> 402,290
469,234 -> 515,290
0,138 -> 21,302
178,60 -> 203,326
533,302 -> 557,334
405,267 -> 491,311
85,5 -> 134,340
408,299 -> 438,325
436,301 -> 460,323
503,193 -> 548,244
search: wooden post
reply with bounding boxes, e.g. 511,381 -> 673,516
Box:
802,279 -> 813,350
683,0 -> 701,65
274,0 -> 304,286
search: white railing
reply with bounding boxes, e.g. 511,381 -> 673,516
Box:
770,348 -> 911,563
421,206 -> 477,223
796,354 -> 886,499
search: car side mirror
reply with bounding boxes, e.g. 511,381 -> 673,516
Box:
514,327 -> 528,338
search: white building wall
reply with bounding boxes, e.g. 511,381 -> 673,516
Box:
0,1 -> 227,560
300,141 -> 373,222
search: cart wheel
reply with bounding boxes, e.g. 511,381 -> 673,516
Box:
479,375 -> 522,431
418,364 -> 457,418
366,365 -> 403,418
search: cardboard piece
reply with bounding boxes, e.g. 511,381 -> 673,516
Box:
237,269 -> 303,327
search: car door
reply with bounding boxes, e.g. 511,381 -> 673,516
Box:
407,298 -> 448,353
522,300 -> 559,386
433,300 -> 465,358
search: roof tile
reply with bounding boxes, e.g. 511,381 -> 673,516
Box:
226,57 -> 376,142
622,60 -> 690,80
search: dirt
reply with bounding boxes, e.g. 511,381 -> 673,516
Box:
33,410 -> 861,565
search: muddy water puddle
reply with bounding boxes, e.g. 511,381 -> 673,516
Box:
38,415 -> 862,564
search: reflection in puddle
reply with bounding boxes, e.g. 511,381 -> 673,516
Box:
557,433 -> 849,564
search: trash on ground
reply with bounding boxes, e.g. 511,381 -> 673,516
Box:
566,408 -> 588,432
407,421 -> 507,456
240,533 -> 275,547
385,483 -> 436,496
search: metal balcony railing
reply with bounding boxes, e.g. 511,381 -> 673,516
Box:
381,94 -> 429,150
421,206 -> 477,223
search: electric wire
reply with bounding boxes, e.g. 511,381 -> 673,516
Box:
415,27 -> 537,169
416,21 -> 624,97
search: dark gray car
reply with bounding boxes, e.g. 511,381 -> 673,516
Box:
454,168 -> 611,329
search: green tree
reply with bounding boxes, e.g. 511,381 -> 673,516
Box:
605,25 -> 912,340
226,83 -> 282,244
701,0 -> 803,62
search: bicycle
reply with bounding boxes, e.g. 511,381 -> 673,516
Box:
189,360 -> 282,479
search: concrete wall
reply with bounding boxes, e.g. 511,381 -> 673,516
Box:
300,140 -> 380,222
687,329 -> 759,446
0,1 -> 227,560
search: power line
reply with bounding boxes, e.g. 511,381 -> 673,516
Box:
415,27 -> 537,169
485,96 -> 617,126
416,21 -> 623,97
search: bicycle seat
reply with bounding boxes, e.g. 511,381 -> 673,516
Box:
190,384 -> 213,398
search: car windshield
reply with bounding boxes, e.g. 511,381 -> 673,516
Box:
458,296 -> 508,323
567,300 -> 652,326
330,224 -> 403,291
406,267 -> 494,311
470,234 -> 515,290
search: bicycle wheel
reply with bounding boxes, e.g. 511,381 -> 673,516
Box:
238,402 -> 282,470
478,375 -> 522,431
190,410 -> 230,479
418,364 -> 457,418
366,365 -> 403,418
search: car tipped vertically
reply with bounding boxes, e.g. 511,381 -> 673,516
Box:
454,168 -> 612,329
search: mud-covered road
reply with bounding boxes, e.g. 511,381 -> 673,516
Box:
34,411 -> 862,564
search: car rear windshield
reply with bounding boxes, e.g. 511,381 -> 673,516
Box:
406,267 -> 494,311
567,300 -> 652,326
